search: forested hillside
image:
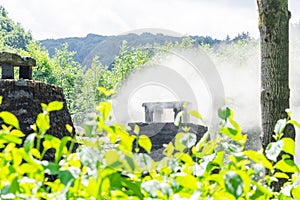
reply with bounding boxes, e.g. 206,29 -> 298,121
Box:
40,33 -> 226,67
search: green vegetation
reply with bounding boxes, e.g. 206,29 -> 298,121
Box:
0,6 -> 32,50
1,4 -> 300,198
0,96 -> 300,199
0,4 -> 261,126
40,29 -> 249,68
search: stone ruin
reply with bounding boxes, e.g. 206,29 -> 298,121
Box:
128,101 -> 207,160
0,52 -> 207,161
0,52 -> 76,160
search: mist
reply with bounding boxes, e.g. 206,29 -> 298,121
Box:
110,27 -> 300,163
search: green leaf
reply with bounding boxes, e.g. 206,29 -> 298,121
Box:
176,174 -> 198,190
274,172 -> 289,179
20,149 -> 43,171
282,138 -> 295,156
46,101 -> 63,112
251,180 -> 272,198
0,134 -> 22,144
98,87 -> 115,97
175,132 -> 186,152
12,148 -> 22,166
288,120 -> 300,128
44,135 -> 61,154
292,186 -> 300,199
220,127 -> 246,145
134,125 -> 140,135
41,103 -> 47,111
138,135 -> 152,153
59,170 -> 75,185
36,113 -> 50,134
224,171 -> 244,198
31,148 -> 41,159
9,176 -> 19,193
175,132 -> 197,152
189,110 -> 203,120
213,192 -> 235,200
86,177 -> 99,197
97,102 -> 111,121
24,133 -> 35,153
105,150 -> 122,169
10,129 -> 25,137
244,150 -> 273,170
55,136 -> 71,163
118,130 -> 135,152
265,140 -> 284,162
275,159 -> 300,173
43,161 -> 60,175
111,190 -> 129,199
213,151 -> 225,167
163,142 -> 175,157
199,140 -> 218,157
229,117 -> 242,134
177,153 -> 194,165
218,107 -> 231,121
122,151 -> 136,172
65,124 -> 73,133
0,111 -> 20,129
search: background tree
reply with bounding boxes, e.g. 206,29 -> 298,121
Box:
72,56 -> 104,125
52,43 -> 83,110
0,5 -> 32,49
26,42 -> 57,84
96,41 -> 152,101
257,0 -> 295,190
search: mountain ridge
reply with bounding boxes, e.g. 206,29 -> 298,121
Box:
40,32 -> 223,67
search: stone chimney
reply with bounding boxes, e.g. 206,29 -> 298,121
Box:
0,52 -> 76,155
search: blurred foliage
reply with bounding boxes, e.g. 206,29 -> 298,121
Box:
0,97 -> 299,199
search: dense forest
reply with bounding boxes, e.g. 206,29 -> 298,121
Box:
1,4 -> 300,199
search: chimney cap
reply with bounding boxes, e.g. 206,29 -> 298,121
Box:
0,52 -> 36,67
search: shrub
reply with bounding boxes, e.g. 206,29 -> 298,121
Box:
0,96 -> 299,199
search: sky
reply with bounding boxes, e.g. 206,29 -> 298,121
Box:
1,0 -> 300,40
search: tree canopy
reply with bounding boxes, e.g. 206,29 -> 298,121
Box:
0,6 -> 32,50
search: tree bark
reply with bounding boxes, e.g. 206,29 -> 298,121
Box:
257,0 -> 295,191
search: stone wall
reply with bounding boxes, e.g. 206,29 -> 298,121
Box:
0,79 -> 75,140
128,122 -> 207,160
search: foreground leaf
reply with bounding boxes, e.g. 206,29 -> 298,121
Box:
224,171 -> 244,198
138,135 -> 152,153
275,159 -> 300,173
47,101 -> 63,112
0,111 -> 20,129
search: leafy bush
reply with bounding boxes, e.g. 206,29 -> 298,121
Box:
0,94 -> 300,199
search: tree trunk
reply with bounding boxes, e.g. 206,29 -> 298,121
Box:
257,0 -> 295,191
